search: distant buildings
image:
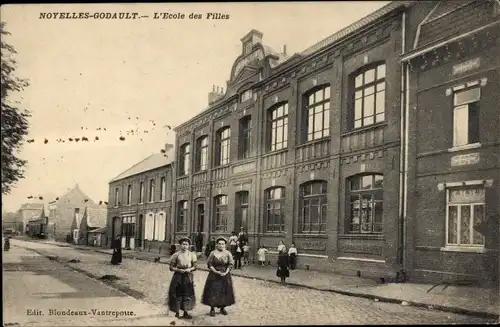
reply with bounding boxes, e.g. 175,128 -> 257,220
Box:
17,203 -> 45,235
48,184 -> 97,242
106,144 -> 174,251
78,205 -> 107,246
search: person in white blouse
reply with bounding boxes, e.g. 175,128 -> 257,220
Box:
277,240 -> 286,253
288,243 -> 298,270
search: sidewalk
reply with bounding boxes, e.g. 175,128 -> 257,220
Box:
39,239 -> 499,319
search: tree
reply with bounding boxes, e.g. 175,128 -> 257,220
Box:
1,22 -> 30,195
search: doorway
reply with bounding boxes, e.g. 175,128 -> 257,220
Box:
235,191 -> 249,232
195,203 -> 205,233
137,215 -> 144,248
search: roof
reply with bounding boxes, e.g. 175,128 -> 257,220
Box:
19,203 -> 44,211
89,226 -> 107,233
301,1 -> 412,56
110,149 -> 174,183
85,206 -> 107,228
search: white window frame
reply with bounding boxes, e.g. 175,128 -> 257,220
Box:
442,182 -> 486,253
451,86 -> 481,151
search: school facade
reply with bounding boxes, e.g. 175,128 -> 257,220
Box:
170,0 -> 500,283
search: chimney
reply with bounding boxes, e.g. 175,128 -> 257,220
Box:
283,45 -> 287,55
208,84 -> 224,105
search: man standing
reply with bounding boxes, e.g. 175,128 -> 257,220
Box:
237,227 -> 248,246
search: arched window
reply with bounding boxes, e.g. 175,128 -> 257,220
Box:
213,195 -> 228,232
195,136 -> 209,172
240,89 -> 253,103
347,174 -> 384,233
299,181 -> 327,234
215,127 -> 230,166
305,85 -> 331,142
268,102 -> 288,152
148,178 -> 155,202
160,177 -> 166,201
176,201 -> 188,232
352,63 -> 386,128
127,185 -> 132,205
139,182 -> 144,203
238,116 -> 252,159
179,143 -> 191,176
265,187 -> 285,233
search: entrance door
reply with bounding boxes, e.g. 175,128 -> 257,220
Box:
112,217 -> 121,240
235,191 -> 249,232
196,203 -> 205,233
137,215 -> 144,248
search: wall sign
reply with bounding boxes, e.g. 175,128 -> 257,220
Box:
450,153 -> 480,167
452,58 -> 480,75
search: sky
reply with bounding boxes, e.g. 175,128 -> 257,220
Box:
1,1 -> 389,213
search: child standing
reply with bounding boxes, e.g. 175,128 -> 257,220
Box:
257,245 -> 268,266
242,243 -> 250,265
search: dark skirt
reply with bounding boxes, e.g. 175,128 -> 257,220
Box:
201,271 -> 235,308
111,249 -> 122,265
289,253 -> 297,269
167,272 -> 196,312
276,265 -> 290,278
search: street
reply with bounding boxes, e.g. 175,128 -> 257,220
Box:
4,239 -> 495,326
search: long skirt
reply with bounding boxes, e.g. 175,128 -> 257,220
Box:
276,265 -> 290,278
167,272 -> 196,312
111,249 -> 122,265
289,254 -> 297,270
201,272 -> 235,308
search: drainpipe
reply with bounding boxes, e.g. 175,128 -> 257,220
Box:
398,10 -> 408,276
403,57 -> 410,275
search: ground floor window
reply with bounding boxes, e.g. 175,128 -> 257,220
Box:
347,174 -> 383,234
446,186 -> 485,247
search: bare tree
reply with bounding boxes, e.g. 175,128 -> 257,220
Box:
1,22 -> 30,195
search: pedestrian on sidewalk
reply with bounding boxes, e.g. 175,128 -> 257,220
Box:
276,249 -> 290,284
242,243 -> 250,265
167,237 -> 197,320
201,237 -> 236,317
205,236 -> 216,258
234,241 -> 243,269
288,243 -> 298,270
257,245 -> 268,266
277,240 -> 286,253
110,235 -> 122,265
228,231 -> 238,254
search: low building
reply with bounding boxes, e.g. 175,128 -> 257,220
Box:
48,184 -> 96,242
78,205 -> 107,246
26,216 -> 48,239
106,144 -> 174,252
88,227 -> 108,247
17,203 -> 45,235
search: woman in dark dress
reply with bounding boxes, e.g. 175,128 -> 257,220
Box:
201,237 -> 236,316
167,237 -> 197,319
276,250 -> 290,284
110,235 -> 122,265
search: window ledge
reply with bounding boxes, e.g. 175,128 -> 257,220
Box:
441,246 -> 486,253
341,122 -> 387,137
448,143 -> 481,153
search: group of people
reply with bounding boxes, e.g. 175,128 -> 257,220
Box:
167,236 -> 235,319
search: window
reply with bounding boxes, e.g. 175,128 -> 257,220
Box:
446,186 -> 485,247
348,174 -> 384,233
241,89 -> 253,103
305,85 -> 331,142
160,177 -> 166,201
299,181 -> 327,233
114,188 -> 119,206
195,136 -> 209,172
127,185 -> 132,205
154,213 -> 166,241
177,201 -> 188,232
215,127 -> 230,166
179,143 -> 191,176
236,191 -> 249,231
453,87 -> 480,147
352,63 -> 386,128
74,208 -> 80,223
148,179 -> 155,202
214,195 -> 228,232
265,187 -> 285,233
139,182 -> 144,203
238,116 -> 252,159
268,103 -> 288,151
